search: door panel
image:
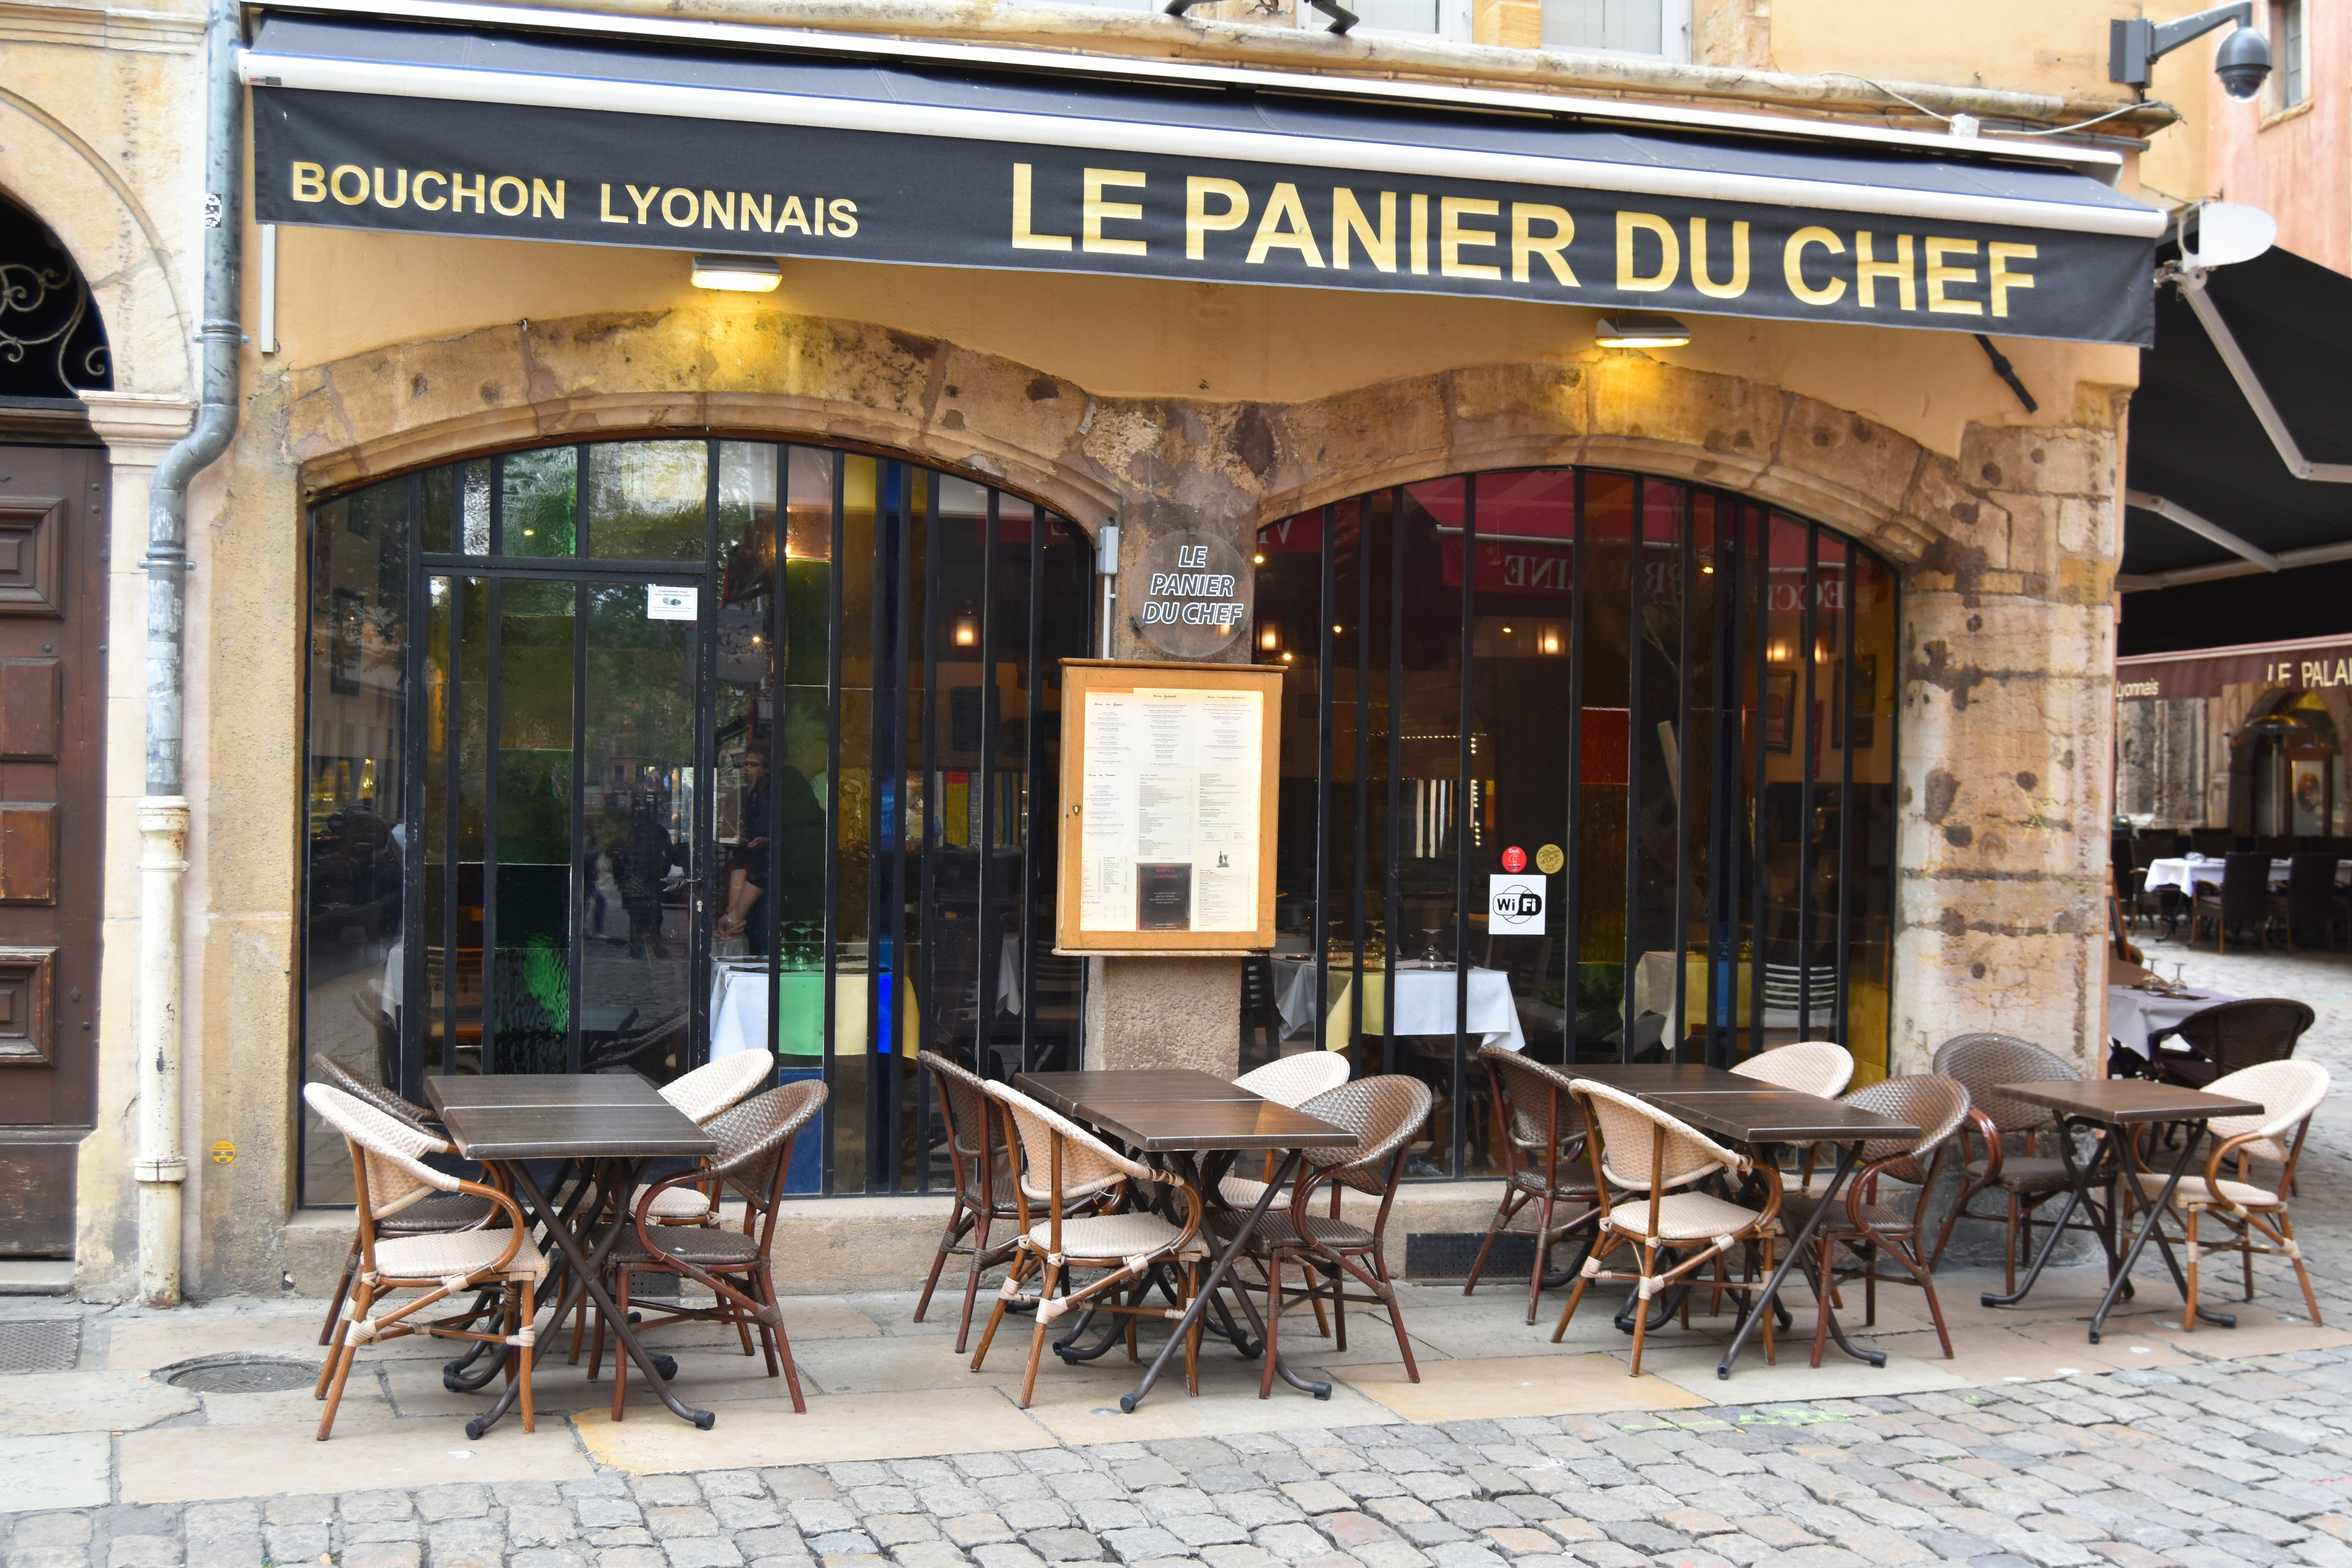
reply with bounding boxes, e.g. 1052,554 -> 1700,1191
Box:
0,444 -> 105,1256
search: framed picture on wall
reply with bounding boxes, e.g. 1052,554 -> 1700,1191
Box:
1763,669 -> 1796,753
1834,654 -> 1877,750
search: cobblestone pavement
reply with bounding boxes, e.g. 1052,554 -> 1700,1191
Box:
13,1349 -> 2352,1568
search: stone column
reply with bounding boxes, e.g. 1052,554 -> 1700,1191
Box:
74,392 -> 195,1299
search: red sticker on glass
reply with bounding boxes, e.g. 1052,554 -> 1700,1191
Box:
1501,846 -> 1527,873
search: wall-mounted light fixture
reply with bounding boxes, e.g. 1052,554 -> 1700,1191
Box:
1539,627 -> 1563,656
1595,314 -> 1691,349
1258,618 -> 1284,653
952,612 -> 979,648
691,254 -> 782,292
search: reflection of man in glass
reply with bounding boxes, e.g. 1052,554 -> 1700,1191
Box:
717,747 -> 773,952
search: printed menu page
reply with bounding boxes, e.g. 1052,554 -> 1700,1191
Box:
1076,686 -> 1263,935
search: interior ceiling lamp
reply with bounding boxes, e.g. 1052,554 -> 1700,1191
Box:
691,253 -> 782,292
1595,314 -> 1691,349
2109,4 -> 2271,100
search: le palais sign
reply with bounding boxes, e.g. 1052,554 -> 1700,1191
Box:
245,15 -> 2163,346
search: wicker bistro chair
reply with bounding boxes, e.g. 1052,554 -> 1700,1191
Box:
2157,999 -> 2316,1091
303,1083 -> 546,1441
1463,1048 -> 1601,1323
1731,1041 -> 1855,1098
1928,1034 -> 2100,1288
307,1054 -> 495,1348
970,1080 -> 1207,1410
1553,1080 -> 1785,1376
1220,1053 -> 1353,1208
2125,1059 -> 2328,1330
1235,1075 -> 1435,1398
590,1080 -> 827,1421
2273,855 -> 2345,953
912,1054 -> 1123,1351
1777,1075 -> 1971,1365
2192,852 -> 2274,953
636,1053 -> 779,1227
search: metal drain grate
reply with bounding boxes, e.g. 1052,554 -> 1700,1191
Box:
1405,1231 -> 1534,1283
0,1318 -> 81,1373
163,1355 -> 322,1394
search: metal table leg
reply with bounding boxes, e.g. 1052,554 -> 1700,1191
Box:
2090,1115 -> 2233,1341
464,1158 -> 711,1438
1122,1152 -> 1320,1414
1980,1114 -> 2129,1310
1715,1141 -> 1876,1379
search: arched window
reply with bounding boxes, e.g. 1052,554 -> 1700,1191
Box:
1247,471 -> 1898,1178
299,438 -> 1092,1204
0,192 -> 109,398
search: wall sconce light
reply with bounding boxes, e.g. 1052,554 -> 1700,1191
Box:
1258,618 -> 1283,653
952,612 -> 978,648
1768,640 -> 1793,664
1540,627 -> 1563,656
691,254 -> 782,292
1595,313 -> 1691,348
1253,552 -> 1266,564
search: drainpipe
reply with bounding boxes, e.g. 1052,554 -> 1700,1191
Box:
136,0 -> 242,1307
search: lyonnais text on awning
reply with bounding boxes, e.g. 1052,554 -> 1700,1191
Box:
249,76 -> 2158,345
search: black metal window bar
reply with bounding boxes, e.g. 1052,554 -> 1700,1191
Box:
1249,470 -> 1899,1179
297,439 -> 1092,1206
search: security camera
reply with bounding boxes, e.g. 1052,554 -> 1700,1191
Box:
2110,5 -> 2272,102
2214,26 -> 2273,101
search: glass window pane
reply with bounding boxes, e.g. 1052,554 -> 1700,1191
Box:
501,448 -> 577,557
1575,473 -> 1633,1062
489,578 -> 575,1073
587,440 -> 709,562
1541,0 -> 1662,52
301,478 -> 411,1203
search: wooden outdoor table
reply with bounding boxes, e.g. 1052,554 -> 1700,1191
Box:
424,1073 -> 719,1435
1979,1078 -> 2266,1341
1641,1088 -> 1920,1379
1013,1068 -> 1356,1412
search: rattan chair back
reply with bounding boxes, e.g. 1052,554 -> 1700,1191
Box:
1235,1052 -> 1351,1109
1479,1046 -> 1586,1154
1841,1074 -> 1971,1183
1930,1033 -> 2077,1134
981,1080 -> 1152,1204
662,1052 -> 777,1124
2173,999 -> 2316,1074
1293,1076 -> 1434,1196
1571,1078 -> 1746,1192
2203,1060 -> 2329,1167
310,1052 -> 435,1132
922,1052 -> 999,1164
303,1081 -> 462,1222
705,1080 -> 828,1213
1732,1040 -> 1854,1098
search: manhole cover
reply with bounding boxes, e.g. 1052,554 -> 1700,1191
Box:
0,1318 -> 80,1373
162,1355 -> 322,1394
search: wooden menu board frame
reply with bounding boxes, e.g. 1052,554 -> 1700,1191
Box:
1054,659 -> 1284,955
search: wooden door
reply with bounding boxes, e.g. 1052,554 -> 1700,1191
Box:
0,443 -> 104,1256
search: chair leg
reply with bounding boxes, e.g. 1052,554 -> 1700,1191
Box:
1553,1231 -> 1617,1343
610,1270 -> 633,1419
1463,1185 -> 1523,1298
954,1210 -> 994,1356
762,1266 -> 806,1414
316,1280 -> 371,1441
319,1246 -> 359,1346
1016,1261 -> 1063,1410
1626,1244 -> 1657,1378
507,1281 -> 537,1435
1809,1237 -> 1834,1370
969,1251 -> 1026,1372
2242,1213 -> 2257,1302
316,1289 -> 355,1401
1521,1192 -> 1557,1326
2005,1194 -> 2022,1296
588,1282 -> 608,1382
2276,1212 -> 2323,1324
1372,1250 -> 1419,1384
2182,1208 -> 2199,1333
914,1197 -> 970,1323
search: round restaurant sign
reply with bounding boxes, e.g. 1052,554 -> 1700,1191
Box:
1501,846 -> 1527,873
1134,530 -> 1249,659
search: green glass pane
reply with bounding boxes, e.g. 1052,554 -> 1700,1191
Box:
502,448 -> 577,557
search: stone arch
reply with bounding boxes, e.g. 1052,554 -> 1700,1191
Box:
277,305 -> 2072,593
0,84 -> 193,399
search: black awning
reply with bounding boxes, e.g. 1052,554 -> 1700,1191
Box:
2124,245 -> 2352,580
241,6 -> 2161,344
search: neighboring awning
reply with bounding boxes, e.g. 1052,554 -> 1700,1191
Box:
242,3 -> 2163,344
2122,245 -> 2352,586
2117,634 -> 2352,701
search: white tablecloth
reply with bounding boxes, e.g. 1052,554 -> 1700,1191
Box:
1269,958 -> 1525,1052
2143,857 -> 2350,895
2108,984 -> 2237,1058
